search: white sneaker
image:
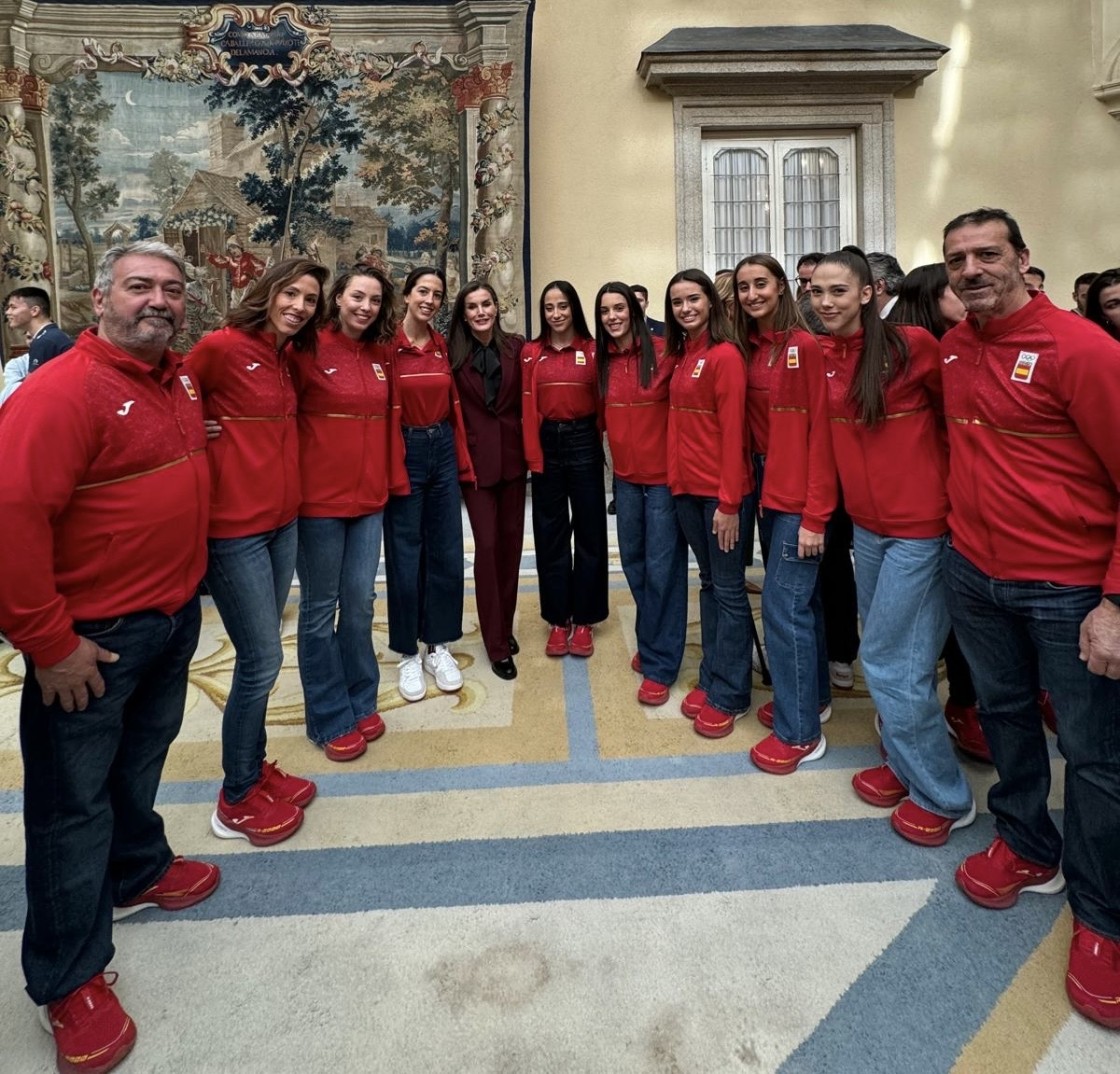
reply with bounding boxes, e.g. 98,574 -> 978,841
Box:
398,653 -> 427,702
423,644 -> 463,693
829,661 -> 854,690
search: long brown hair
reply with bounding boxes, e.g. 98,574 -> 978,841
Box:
226,256 -> 329,353
323,266 -> 396,343
731,254 -> 807,365
815,246 -> 909,426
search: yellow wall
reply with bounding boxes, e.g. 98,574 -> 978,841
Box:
528,0 -> 1119,320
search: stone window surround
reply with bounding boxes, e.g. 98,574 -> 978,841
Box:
637,25 -> 948,269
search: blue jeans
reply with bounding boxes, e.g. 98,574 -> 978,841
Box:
944,546 -> 1120,939
743,453 -> 774,569
385,421 -> 464,655
615,478 -> 688,686
297,512 -> 383,745
20,596 -> 201,1004
853,527 -> 971,817
531,416 -> 608,626
206,521 -> 297,801
674,494 -> 754,715
763,511 -> 830,745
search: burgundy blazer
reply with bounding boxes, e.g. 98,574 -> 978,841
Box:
454,334 -> 527,488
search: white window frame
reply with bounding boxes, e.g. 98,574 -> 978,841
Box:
700,133 -> 856,277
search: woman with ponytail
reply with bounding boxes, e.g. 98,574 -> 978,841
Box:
810,247 -> 973,845
596,282 -> 686,705
732,255 -> 837,775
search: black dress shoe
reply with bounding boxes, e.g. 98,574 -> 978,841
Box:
491,657 -> 518,680
508,636 -> 520,656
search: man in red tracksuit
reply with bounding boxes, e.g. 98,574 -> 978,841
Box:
0,241 -> 220,1072
940,207 -> 1120,1030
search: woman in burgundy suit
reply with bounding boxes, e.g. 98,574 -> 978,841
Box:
448,281 -> 528,679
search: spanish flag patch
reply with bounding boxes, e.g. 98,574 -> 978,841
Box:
786,347 -> 800,369
1010,351 -> 1039,384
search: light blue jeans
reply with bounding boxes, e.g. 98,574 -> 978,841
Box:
852,525 -> 971,818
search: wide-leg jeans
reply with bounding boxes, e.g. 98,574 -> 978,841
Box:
531,416 -> 608,627
615,477 -> 688,687
674,494 -> 754,716
853,526 -> 972,818
384,421 -> 465,655
296,512 -> 383,745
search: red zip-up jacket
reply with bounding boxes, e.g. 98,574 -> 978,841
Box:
821,325 -> 946,538
520,337 -> 598,473
745,334 -> 775,456
0,328 -> 209,665
292,327 -> 409,517
602,337 -> 674,485
942,293 -> 1120,592
666,332 -> 752,513
186,326 -> 300,539
390,327 -> 475,483
757,328 -> 836,534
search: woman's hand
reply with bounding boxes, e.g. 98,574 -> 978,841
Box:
797,525 -> 824,558
712,508 -> 739,553
204,419 -> 221,440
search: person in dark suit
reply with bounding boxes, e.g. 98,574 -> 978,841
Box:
631,283 -> 664,338
448,280 -> 527,679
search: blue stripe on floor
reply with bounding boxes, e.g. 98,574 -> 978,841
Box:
0,739 -> 1025,813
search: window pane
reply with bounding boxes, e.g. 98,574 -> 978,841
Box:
712,148 -> 770,269
782,148 -> 840,277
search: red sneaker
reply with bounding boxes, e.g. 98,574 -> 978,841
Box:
852,764 -> 907,808
637,678 -> 670,706
955,836 -> 1065,908
545,624 -> 570,657
113,857 -> 220,921
757,700 -> 832,729
1067,920 -> 1120,1029
630,652 -> 642,674
1039,690 -> 1058,735
324,729 -> 367,762
211,785 -> 302,847
891,798 -> 976,847
680,687 -> 705,719
568,624 -> 594,657
694,701 -> 743,738
40,972 -> 136,1074
357,712 -> 386,741
259,760 -> 317,807
944,701 -> 992,763
750,732 -> 826,774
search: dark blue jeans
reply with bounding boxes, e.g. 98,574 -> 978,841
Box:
762,511 -> 830,745
675,494 -> 754,715
384,421 -> 464,655
206,521 -> 297,801
297,512 -> 383,745
743,453 -> 774,569
615,477 -> 688,686
531,416 -> 608,626
945,546 -> 1120,939
20,596 -> 201,1005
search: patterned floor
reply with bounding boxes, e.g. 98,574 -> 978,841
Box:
0,567 -> 1114,1072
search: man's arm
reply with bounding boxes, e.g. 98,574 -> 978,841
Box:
0,354 -> 29,406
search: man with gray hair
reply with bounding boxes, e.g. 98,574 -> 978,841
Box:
867,251 -> 905,317
0,241 -> 219,1073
